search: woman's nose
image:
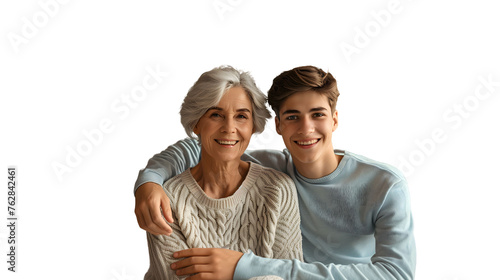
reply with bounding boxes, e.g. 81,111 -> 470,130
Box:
221,117 -> 236,133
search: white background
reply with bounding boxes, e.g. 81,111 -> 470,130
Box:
1,0 -> 499,279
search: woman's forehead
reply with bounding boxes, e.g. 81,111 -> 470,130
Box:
216,87 -> 253,110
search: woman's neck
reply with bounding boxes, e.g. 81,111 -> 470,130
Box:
190,157 -> 250,199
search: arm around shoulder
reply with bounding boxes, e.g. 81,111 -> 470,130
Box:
134,138 -> 201,235
134,138 -> 201,194
242,149 -> 289,173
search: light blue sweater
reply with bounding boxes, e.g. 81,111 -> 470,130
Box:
134,138 -> 416,279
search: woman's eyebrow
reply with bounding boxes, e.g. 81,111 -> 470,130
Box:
207,107 -> 251,112
207,107 -> 222,111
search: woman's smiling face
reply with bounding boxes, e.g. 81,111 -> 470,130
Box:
194,86 -> 254,163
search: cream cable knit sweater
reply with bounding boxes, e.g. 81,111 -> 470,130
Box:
144,162 -> 303,280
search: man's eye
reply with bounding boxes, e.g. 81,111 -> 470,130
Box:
285,115 -> 298,120
313,113 -> 325,118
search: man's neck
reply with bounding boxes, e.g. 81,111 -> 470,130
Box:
293,150 -> 343,179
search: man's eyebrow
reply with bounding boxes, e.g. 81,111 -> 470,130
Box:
281,107 -> 328,115
281,109 -> 300,115
310,107 -> 328,112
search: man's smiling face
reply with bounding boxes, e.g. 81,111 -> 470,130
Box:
275,90 -> 338,169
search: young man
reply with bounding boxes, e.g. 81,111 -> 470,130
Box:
134,66 -> 416,279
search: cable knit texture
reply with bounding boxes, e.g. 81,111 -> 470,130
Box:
144,163 -> 303,280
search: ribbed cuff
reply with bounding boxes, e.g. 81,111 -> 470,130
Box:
134,170 -> 165,195
234,250 -> 257,280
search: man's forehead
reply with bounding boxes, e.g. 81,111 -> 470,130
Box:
276,90 -> 331,114
281,107 -> 329,115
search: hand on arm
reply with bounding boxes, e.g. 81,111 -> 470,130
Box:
145,212 -> 189,279
135,182 -> 173,235
134,138 -> 202,235
171,248 -> 243,280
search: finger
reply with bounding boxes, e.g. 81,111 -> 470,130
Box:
135,208 -> 161,235
186,273 -> 215,280
161,197 -> 174,223
176,265 -> 212,276
135,183 -> 170,235
149,203 -> 173,235
171,256 -> 211,269
174,248 -> 213,258
140,203 -> 169,235
134,206 -> 145,229
135,198 -> 148,229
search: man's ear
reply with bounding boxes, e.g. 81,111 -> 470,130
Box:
332,110 -> 339,132
275,116 -> 282,135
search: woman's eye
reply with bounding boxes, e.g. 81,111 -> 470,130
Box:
237,114 -> 248,119
210,113 -> 222,118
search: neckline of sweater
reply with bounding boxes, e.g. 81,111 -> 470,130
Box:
181,162 -> 261,209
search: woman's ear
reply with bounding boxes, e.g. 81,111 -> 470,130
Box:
275,116 -> 282,135
193,123 -> 199,135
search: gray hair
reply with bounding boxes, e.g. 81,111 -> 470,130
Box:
180,66 -> 271,138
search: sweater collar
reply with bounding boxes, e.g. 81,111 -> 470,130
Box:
182,162 -> 261,209
293,149 -> 348,184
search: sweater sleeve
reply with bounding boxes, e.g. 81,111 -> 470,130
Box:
242,149 -> 289,174
234,180 -> 416,280
270,173 -> 303,261
134,138 -> 290,194
144,194 -> 189,280
134,138 -> 201,194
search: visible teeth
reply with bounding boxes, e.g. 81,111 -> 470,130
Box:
296,139 -> 319,145
216,140 -> 238,145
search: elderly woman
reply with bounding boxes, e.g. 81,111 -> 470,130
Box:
144,66 -> 303,280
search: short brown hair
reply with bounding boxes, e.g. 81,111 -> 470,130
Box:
267,66 -> 340,117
